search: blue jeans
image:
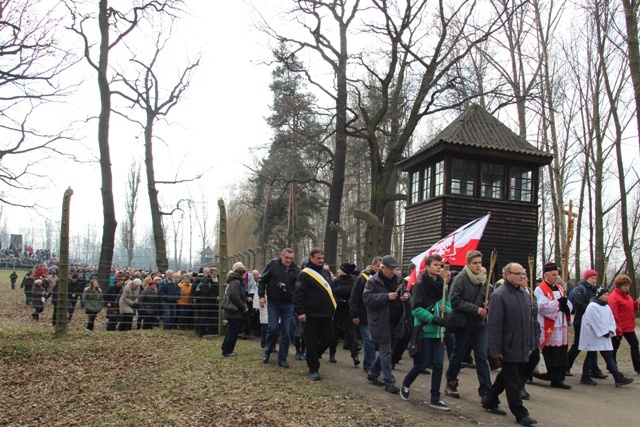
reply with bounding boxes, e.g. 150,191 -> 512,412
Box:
403,337 -> 445,402
265,302 -> 293,363
446,322 -> 491,397
162,302 -> 177,330
221,318 -> 241,355
360,324 -> 376,372
583,350 -> 621,377
369,341 -> 395,385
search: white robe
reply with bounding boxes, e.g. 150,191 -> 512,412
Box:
579,302 -> 616,351
535,283 -> 572,347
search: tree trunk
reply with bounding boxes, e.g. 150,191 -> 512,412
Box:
144,112 -> 168,271
622,0 -> 640,155
322,23 -> 348,270
97,0 -> 117,287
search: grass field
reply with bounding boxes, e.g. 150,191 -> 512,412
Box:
0,269 -> 433,427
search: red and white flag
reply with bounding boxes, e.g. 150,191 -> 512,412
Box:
407,213 -> 490,289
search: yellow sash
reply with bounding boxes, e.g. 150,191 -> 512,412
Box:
303,267 -> 337,309
361,272 -> 370,281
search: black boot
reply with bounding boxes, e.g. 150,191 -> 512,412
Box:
329,354 -> 337,363
615,373 -> 634,387
352,355 -> 360,366
580,375 -> 597,386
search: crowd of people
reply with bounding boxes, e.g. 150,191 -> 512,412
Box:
12,248 -> 640,426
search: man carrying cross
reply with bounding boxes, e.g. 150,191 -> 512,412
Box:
293,248 -> 336,381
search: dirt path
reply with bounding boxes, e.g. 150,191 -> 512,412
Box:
293,331 -> 640,426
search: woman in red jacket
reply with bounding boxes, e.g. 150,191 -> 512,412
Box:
608,275 -> 640,373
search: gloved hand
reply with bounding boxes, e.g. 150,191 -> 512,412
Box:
431,316 -> 446,327
557,296 -> 570,315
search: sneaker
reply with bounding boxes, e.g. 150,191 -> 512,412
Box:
429,400 -> 450,411
367,375 -> 384,386
580,376 -> 597,386
615,375 -> 634,387
400,384 -> 410,400
222,352 -> 237,357
385,384 -> 400,394
445,380 -> 459,398
310,371 -> 321,381
591,372 -> 608,379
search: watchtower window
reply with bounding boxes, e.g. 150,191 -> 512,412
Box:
451,159 -> 475,196
434,161 -> 444,196
410,171 -> 420,204
510,167 -> 532,202
422,167 -> 432,200
482,163 -> 504,199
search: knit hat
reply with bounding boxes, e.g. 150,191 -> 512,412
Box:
543,262 -> 558,273
339,262 -> 356,275
583,269 -> 598,280
594,286 -> 609,299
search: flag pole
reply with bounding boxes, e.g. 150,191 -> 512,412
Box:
441,263 -> 449,342
485,249 -> 498,302
528,253 -> 534,303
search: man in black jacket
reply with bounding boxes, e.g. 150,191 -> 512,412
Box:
485,263 -> 537,426
293,248 -> 335,381
258,248 -> 301,368
350,256 -> 382,373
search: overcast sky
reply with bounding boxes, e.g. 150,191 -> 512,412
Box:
2,1 -> 277,245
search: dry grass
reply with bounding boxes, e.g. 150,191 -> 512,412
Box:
0,269 -> 434,427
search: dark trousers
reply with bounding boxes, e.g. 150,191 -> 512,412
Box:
330,310 -> 358,357
613,332 -> 640,373
141,315 -> 159,330
118,314 -> 134,331
31,306 -> 43,321
68,298 -> 78,321
583,350 -> 622,377
106,310 -> 119,331
302,317 -> 334,373
568,323 -> 602,373
483,361 -> 529,421
221,318 -> 242,355
86,313 -> 98,330
522,348 -> 540,386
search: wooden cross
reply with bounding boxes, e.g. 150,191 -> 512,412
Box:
562,200 -> 578,283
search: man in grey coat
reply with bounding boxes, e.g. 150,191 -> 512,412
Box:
484,263 -> 537,426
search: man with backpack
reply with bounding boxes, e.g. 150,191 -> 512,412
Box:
566,269 -> 607,382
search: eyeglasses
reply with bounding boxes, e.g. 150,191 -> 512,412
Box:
507,271 -> 527,276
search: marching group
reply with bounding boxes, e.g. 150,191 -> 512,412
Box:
225,247 -> 639,427
12,247 -> 640,426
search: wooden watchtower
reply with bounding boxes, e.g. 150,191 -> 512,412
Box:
398,105 -> 553,279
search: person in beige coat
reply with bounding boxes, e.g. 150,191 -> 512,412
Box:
118,279 -> 141,331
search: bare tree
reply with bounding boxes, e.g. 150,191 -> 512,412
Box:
120,161 -> 141,267
67,0 -> 177,285
111,26 -> 199,272
0,0 -> 75,206
346,0 -> 507,253
260,0 -> 359,268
